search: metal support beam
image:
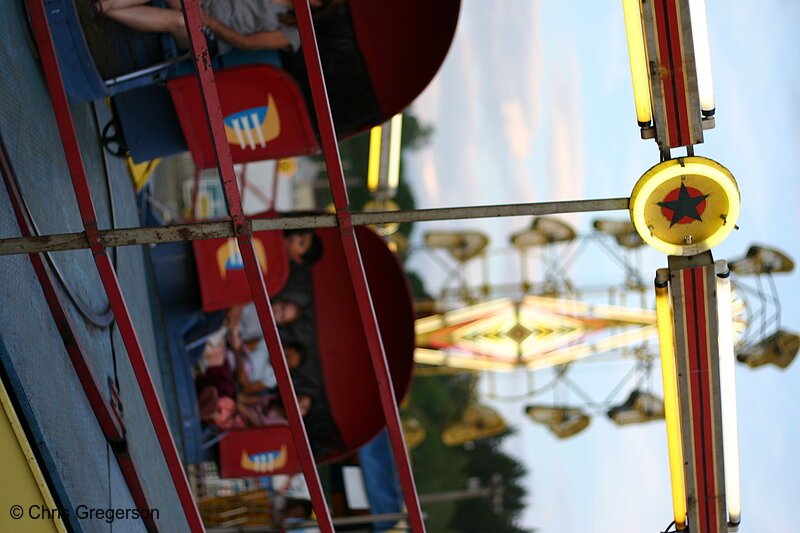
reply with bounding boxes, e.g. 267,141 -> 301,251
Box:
207,512 -> 422,533
0,198 -> 630,255
293,1 -> 427,530
641,0 -> 704,149
668,252 -> 728,533
178,1 -> 335,531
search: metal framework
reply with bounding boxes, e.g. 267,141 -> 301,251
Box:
24,0 -> 204,530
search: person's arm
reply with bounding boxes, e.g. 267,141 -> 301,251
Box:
203,13 -> 291,50
241,381 -> 271,396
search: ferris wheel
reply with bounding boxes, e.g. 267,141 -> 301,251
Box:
406,216 -> 795,441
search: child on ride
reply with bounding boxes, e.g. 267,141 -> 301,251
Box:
284,227 -> 323,266
194,298 -> 308,429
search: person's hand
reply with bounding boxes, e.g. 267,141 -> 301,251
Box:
228,324 -> 243,354
202,340 -> 227,368
242,381 -> 269,396
200,8 -> 217,29
225,304 -> 244,328
298,394 -> 312,416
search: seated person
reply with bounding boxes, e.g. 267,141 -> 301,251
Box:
284,227 -> 323,266
231,306 -> 311,420
194,328 -> 312,429
226,297 -> 303,348
230,306 -> 307,392
282,498 -> 313,522
236,391 -> 313,427
93,0 -> 340,52
194,337 -> 238,429
238,341 -> 307,394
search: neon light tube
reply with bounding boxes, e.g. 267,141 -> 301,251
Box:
716,261 -> 741,528
388,113 -> 403,190
655,274 -> 687,529
413,348 -> 517,372
622,0 -> 652,125
367,125 -> 382,192
689,0 -> 715,115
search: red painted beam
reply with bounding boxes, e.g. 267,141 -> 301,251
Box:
670,259 -> 727,533
680,268 -> 718,533
653,0 -> 680,146
23,2 -> 204,531
644,0 -> 703,149
177,2 -> 335,531
663,0 -> 691,146
292,2 -> 426,531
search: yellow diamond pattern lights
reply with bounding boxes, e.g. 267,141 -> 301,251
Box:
415,296 -> 659,371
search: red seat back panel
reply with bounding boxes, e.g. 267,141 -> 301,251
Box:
193,212 -> 289,312
168,64 -> 319,169
219,424 -> 301,478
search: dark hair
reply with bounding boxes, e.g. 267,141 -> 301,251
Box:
282,341 -> 308,368
282,498 -> 313,519
278,0 -> 345,27
284,228 -> 324,265
274,298 -> 303,325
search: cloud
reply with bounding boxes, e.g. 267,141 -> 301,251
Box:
420,151 -> 439,204
547,44 -> 585,226
489,2 -> 544,162
501,100 -> 535,160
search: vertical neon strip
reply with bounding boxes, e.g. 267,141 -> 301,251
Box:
387,113 -> 403,190
367,125 -> 382,192
655,275 -> 687,529
688,0 -> 715,115
622,0 -> 652,125
716,262 -> 740,527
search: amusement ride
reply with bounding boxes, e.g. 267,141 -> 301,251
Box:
0,0 -> 797,532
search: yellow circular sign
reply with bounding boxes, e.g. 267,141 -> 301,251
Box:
629,157 -> 740,256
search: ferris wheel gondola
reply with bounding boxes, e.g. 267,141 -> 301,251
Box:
43,0 -> 460,167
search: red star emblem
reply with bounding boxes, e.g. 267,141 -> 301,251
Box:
657,184 -> 710,226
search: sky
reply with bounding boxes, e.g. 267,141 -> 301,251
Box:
403,2 -> 800,532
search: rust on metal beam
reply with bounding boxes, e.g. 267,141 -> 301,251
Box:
0,198 -> 630,256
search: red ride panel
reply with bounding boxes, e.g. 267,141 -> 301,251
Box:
219,425 -> 301,478
349,0 -> 460,119
193,213 -> 289,312
312,226 -> 415,451
168,64 -> 319,169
